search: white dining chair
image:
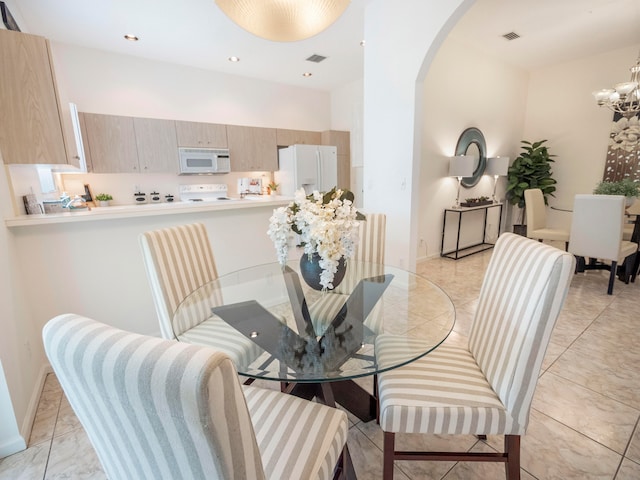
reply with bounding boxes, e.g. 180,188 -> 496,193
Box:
139,222 -> 260,367
524,188 -> 570,249
43,314 -> 350,480
308,213 -> 386,336
376,233 -> 575,479
569,194 -> 638,294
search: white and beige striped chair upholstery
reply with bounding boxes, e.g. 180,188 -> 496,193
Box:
309,213 -> 386,336
569,195 -> 638,294
524,188 -> 570,249
43,314 -> 350,480
376,233 -> 575,480
139,223 -> 260,367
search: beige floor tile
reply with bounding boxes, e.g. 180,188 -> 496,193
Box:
0,442 -> 49,480
532,372 -> 639,454
53,395 -> 82,438
347,423 -> 410,480
44,428 -> 105,479
29,387 -> 63,447
519,409 -> 621,479
626,423 -> 640,464
616,458 -> 640,480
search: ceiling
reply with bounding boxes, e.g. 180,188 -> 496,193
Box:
9,0 -> 640,92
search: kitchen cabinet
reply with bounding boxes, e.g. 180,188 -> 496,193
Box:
0,30 -> 67,164
227,125 -> 277,172
134,118 -> 179,173
82,113 -> 138,173
322,130 -> 351,190
276,129 -> 321,147
175,120 -> 227,148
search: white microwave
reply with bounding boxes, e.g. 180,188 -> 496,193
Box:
178,147 -> 231,175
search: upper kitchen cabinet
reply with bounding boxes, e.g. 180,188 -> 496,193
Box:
175,120 -> 227,148
227,125 -> 277,172
0,30 -> 67,164
82,113 -> 138,173
276,129 -> 321,147
134,118 -> 179,173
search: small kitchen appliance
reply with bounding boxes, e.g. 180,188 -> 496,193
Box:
237,177 -> 263,195
179,184 -> 231,202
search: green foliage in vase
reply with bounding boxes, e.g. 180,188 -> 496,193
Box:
593,178 -> 640,197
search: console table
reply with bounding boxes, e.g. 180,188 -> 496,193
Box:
441,203 -> 503,259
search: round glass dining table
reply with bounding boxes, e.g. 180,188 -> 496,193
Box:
173,260 -> 455,421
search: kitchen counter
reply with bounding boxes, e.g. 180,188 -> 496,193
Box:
5,195 -> 292,227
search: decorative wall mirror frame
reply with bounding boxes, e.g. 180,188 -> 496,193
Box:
455,127 -> 487,188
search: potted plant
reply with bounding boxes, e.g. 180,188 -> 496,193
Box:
267,181 -> 279,196
593,178 -> 640,207
95,193 -> 113,207
505,140 -> 557,235
267,187 -> 364,290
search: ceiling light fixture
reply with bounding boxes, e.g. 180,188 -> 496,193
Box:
123,34 -> 139,41
592,51 -> 640,118
215,0 -> 351,42
228,56 -> 240,62
302,72 -> 313,77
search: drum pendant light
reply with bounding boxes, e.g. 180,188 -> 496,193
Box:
215,0 -> 351,42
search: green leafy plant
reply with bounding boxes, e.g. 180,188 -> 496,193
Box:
267,181 -> 279,193
506,140 -> 557,223
593,178 -> 640,197
95,193 -> 112,201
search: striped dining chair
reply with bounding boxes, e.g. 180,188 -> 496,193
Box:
309,213 -> 386,336
139,223 -> 260,367
43,314 -> 350,480
376,233 -> 575,479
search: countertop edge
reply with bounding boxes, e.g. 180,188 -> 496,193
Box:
4,197 -> 293,227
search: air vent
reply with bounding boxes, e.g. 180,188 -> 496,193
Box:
502,32 -> 520,41
306,54 -> 327,63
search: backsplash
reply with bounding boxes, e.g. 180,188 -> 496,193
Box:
7,165 -> 273,215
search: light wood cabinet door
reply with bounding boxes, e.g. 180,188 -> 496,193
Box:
276,129 -> 321,147
82,113 -> 139,173
227,125 -> 277,171
134,118 -> 179,173
0,30 -> 67,164
175,120 -> 227,148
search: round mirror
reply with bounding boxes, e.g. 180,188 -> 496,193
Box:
454,127 -> 486,188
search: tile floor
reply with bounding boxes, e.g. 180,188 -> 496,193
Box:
1,245 -> 639,479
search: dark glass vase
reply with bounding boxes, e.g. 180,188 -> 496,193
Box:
299,253 -> 347,291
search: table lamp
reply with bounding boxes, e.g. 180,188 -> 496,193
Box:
449,155 -> 476,208
486,156 -> 510,203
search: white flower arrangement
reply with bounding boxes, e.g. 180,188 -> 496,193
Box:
267,187 -> 364,290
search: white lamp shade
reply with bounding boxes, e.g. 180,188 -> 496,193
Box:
215,0 -> 351,42
486,156 -> 510,176
449,155 -> 476,177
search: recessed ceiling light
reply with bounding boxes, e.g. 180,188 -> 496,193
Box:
360,40 -> 366,46
124,34 -> 139,41
228,56 -> 240,62
302,72 -> 313,77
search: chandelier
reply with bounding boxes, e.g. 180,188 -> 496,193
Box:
592,52 -> 640,118
215,0 -> 351,42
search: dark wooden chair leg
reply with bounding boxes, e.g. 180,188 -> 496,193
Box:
505,435 -> 521,480
383,431 -> 395,480
607,261 -> 617,294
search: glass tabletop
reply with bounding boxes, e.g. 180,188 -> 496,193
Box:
173,260 -> 455,382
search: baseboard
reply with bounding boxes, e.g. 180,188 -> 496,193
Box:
0,435 -> 26,459
19,363 -> 52,447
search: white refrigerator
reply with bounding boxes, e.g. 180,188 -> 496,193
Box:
275,145 -> 338,196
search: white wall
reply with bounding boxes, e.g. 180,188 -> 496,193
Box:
523,44 -> 640,229
362,0 -> 471,270
419,36 -> 529,259
50,42 -> 332,131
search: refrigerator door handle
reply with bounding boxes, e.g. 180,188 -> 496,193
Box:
316,149 -> 322,189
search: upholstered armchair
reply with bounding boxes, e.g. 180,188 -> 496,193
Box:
43,314 -> 350,480
376,233 -> 575,479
